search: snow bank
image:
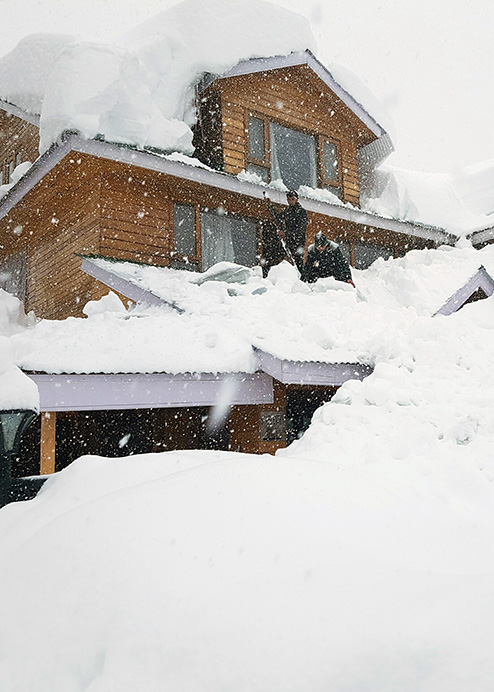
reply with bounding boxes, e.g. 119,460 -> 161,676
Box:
0,446 -> 493,691
8,244 -> 494,375
1,245 -> 494,688
360,163 -> 494,234
0,0 -> 316,155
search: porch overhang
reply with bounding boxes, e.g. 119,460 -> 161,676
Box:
254,348 -> 373,386
28,371 -> 274,412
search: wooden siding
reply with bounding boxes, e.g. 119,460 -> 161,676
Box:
0,110 -> 39,184
0,154 -> 102,318
0,151 -> 432,320
199,64 -> 372,207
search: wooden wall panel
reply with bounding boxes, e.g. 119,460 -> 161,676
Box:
202,64 -> 368,206
98,163 -> 173,266
0,111 -> 39,184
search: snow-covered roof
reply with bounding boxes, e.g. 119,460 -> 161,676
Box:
0,133 -> 454,246
4,244 -> 493,382
0,0 -> 319,155
199,49 -> 388,141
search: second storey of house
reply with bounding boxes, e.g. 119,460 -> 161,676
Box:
193,53 -> 385,208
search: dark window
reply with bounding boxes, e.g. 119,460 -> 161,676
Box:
248,116 -> 265,160
354,242 -> 392,269
246,113 -> 341,195
270,121 -> 317,190
173,203 -> 196,257
323,140 -> 339,182
201,210 -> 258,271
260,411 -> 286,441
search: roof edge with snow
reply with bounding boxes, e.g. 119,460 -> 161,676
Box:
434,265 -> 494,316
199,50 -> 388,142
0,133 -> 455,245
0,99 -> 40,126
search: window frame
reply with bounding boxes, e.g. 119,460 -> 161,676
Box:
245,110 -> 343,194
200,206 -> 261,271
318,135 -> 342,192
171,202 -> 200,269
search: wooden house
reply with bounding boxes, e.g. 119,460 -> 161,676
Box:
0,50 -> 456,475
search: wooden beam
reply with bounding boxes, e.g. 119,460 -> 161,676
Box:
40,411 -> 56,475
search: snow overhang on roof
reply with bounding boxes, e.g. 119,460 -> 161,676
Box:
0,132 -> 449,246
198,50 -> 387,142
0,99 -> 40,126
254,348 -> 373,386
28,372 -> 273,412
434,265 -> 494,316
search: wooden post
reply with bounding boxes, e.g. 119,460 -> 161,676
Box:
40,412 -> 56,475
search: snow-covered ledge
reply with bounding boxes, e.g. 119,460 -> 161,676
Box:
434,265 -> 494,316
28,372 -> 273,412
255,348 -> 373,386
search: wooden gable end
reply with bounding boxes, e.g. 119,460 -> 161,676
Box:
194,64 -> 380,207
0,109 -> 39,185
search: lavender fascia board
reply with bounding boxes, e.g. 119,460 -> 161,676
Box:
71,138 -> 452,244
0,100 -> 40,126
435,268 -> 494,316
29,372 -> 273,412
255,348 -> 372,386
80,257 -> 177,309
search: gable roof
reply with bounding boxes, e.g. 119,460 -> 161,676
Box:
198,49 -> 388,142
434,265 -> 494,316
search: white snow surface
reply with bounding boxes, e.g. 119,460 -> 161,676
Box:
8,244 -> 494,375
0,291 -> 38,410
0,0 -> 315,155
1,245 -> 494,688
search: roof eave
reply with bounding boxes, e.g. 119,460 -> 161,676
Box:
199,49 -> 386,141
0,99 -> 40,127
0,134 -> 454,246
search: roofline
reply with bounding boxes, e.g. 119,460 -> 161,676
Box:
0,99 -> 40,127
28,371 -> 273,411
80,255 -> 185,313
254,348 -> 373,386
466,226 -> 494,247
0,133 -> 455,245
199,49 -> 386,141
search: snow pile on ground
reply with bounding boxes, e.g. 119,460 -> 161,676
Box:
1,244 -> 494,688
0,443 -> 493,690
0,0 -> 315,155
15,243 -> 490,375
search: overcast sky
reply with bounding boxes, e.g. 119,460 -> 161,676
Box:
1,0 -> 492,175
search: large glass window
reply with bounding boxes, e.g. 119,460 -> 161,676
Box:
173,203 -> 196,257
246,114 -> 341,195
201,210 -> 258,271
270,121 -> 317,190
248,116 -> 265,161
323,140 -> 339,183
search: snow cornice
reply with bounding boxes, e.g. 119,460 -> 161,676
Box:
0,133 -> 455,245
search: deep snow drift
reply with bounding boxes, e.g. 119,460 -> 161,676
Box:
1,245 -> 494,689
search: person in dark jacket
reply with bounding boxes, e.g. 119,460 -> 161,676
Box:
302,232 -> 355,286
264,190 -> 308,273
